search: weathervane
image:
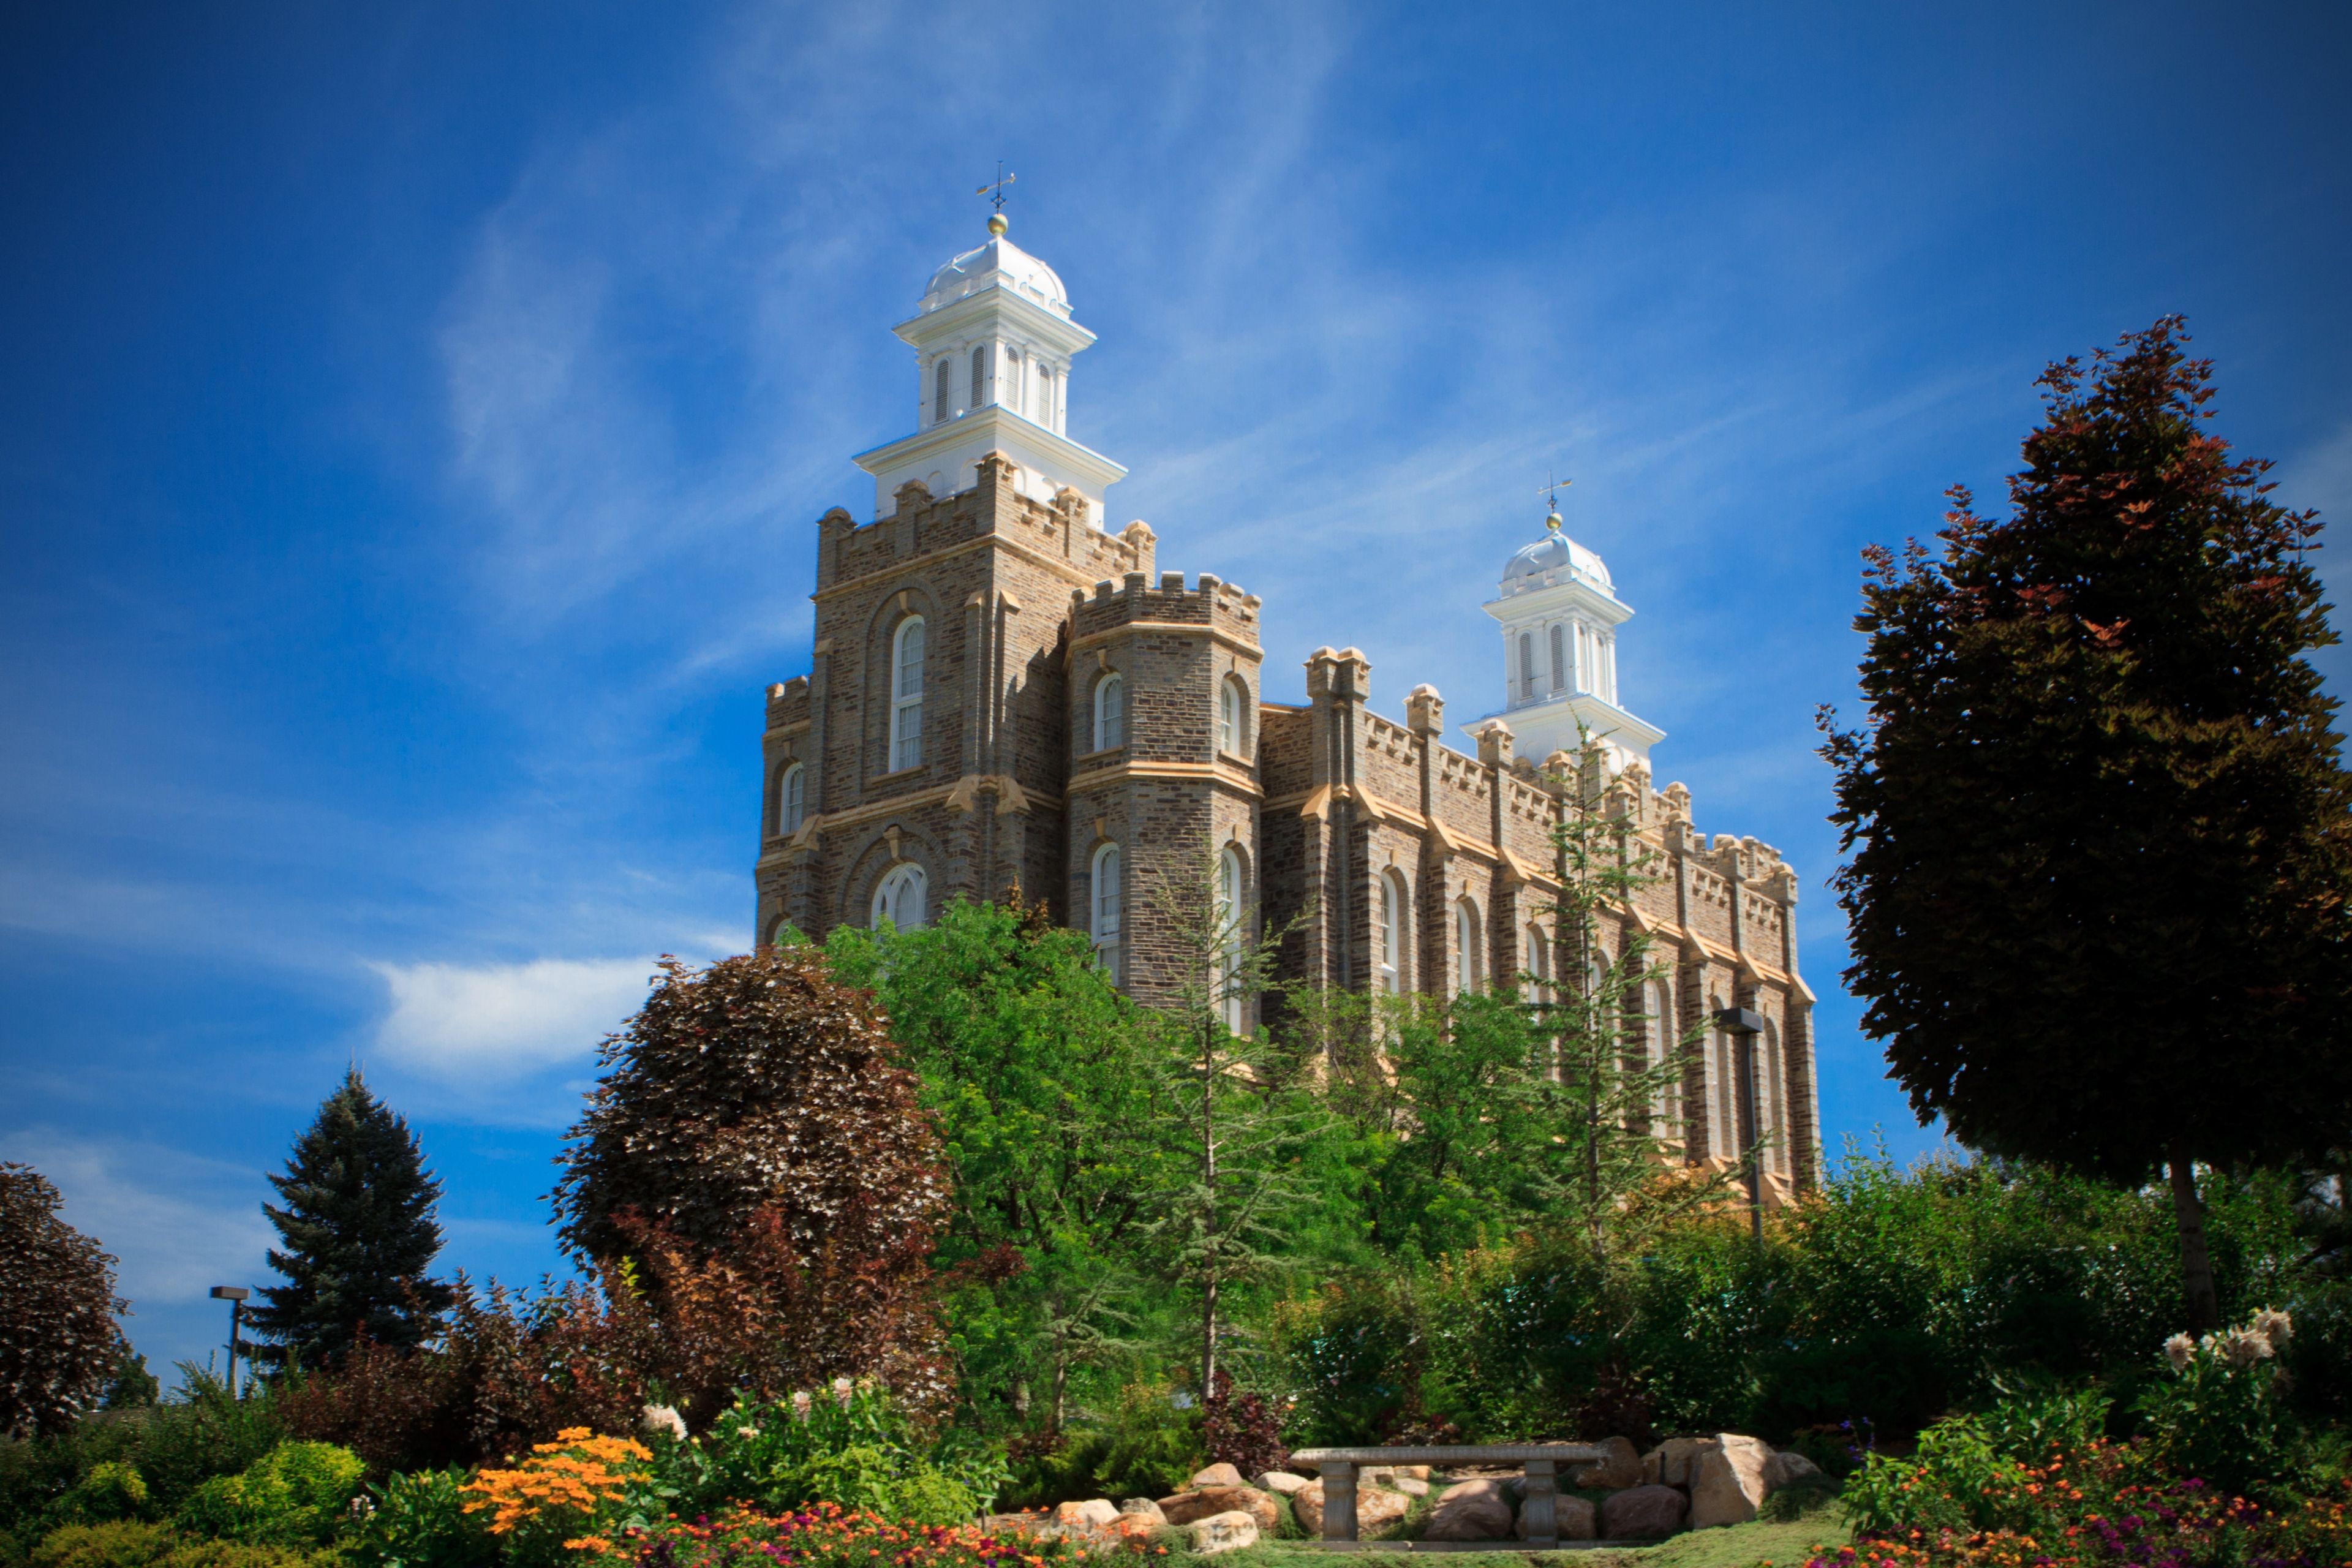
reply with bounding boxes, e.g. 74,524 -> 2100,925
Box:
976,163 -> 1016,235
1538,470 -> 1572,531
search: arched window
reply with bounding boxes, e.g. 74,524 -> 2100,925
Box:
1643,978 -> 1674,1129
1218,846 -> 1246,1035
1523,924 -> 1548,1001
1037,363 -> 1054,425
777,762 -> 805,837
1219,676 -> 1249,756
1093,672 -> 1125,751
933,358 -> 950,423
1005,347 -> 1022,416
1455,897 -> 1482,992
1602,635 -> 1618,704
1378,870 -> 1406,994
1091,842 -> 1122,981
1518,632 -> 1537,701
1550,624 -> 1566,693
872,862 -> 928,930
1762,1017 -> 1784,1177
1708,993 -> 1732,1158
970,344 -> 991,408
891,616 -> 925,772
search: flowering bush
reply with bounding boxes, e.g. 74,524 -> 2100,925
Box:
619,1502 -> 1120,1568
2137,1309 -> 2302,1496
462,1428 -> 652,1565
644,1381 -> 1006,1526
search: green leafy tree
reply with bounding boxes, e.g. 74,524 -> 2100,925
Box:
0,1163 -> 125,1438
248,1070 -> 454,1369
824,897 -> 1169,1430
1822,317 -> 2352,1329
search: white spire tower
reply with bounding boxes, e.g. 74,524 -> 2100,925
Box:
1472,489 -> 1664,774
853,187 -> 1126,523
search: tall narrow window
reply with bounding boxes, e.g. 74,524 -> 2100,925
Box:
1643,978 -> 1674,1130
1550,624 -> 1566,693
872,862 -> 928,930
1378,872 -> 1404,993
1005,348 -> 1022,416
1093,672 -> 1124,750
1602,636 -> 1618,704
891,616 -> 925,772
1219,847 -> 1246,1035
777,763 -> 805,836
1219,676 -> 1248,755
1762,1017 -> 1784,1178
1518,632 -> 1537,701
1523,924 -> 1548,1001
933,358 -> 950,423
970,344 -> 991,407
1091,842 -> 1122,981
1037,364 -> 1054,425
1455,897 -> 1482,992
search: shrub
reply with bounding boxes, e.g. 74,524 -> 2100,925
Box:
173,1444 -> 364,1549
1199,1370 -> 1287,1478
28,1522 -> 177,1568
53,1466 -> 149,1528
651,1382 -> 1005,1525
1003,1385 -> 1204,1508
347,1469 -> 492,1568
156,1545 -> 339,1568
0,1165 -> 127,1439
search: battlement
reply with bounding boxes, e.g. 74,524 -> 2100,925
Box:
1069,568 -> 1262,644
815,451 -> 1154,594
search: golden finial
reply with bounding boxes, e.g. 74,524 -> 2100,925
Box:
977,163 -> 1015,236
1538,471 -> 1572,532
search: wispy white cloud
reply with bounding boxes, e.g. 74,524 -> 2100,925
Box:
369,956 -> 656,1082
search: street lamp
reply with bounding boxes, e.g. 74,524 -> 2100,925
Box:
1713,1008 -> 1766,1242
209,1286 -> 250,1398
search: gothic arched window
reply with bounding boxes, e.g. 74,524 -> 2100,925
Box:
1379,870 -> 1407,994
1523,923 -> 1548,1001
1643,978 -> 1675,1130
1455,896 -> 1483,993
1091,842 -> 1122,980
933,358 -> 950,423
970,344 -> 991,408
872,862 -> 928,930
1550,623 -> 1566,693
777,762 -> 805,837
1219,676 -> 1250,756
891,616 -> 925,772
1093,672 -> 1124,751
1219,846 -> 1247,1035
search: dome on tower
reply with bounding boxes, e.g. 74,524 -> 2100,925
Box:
921,229 -> 1070,318
1502,516 -> 1612,592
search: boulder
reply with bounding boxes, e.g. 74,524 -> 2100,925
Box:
1765,1450 -> 1825,1491
1254,1471 -> 1311,1496
1187,1511 -> 1261,1555
1392,1476 -> 1430,1497
1689,1434 -> 1773,1528
1360,1464 -> 1431,1482
1642,1436 -> 1717,1488
1191,1463 -> 1246,1489
1118,1498 -> 1167,1523
1573,1436 -> 1644,1490
1291,1480 -> 1411,1538
1163,1486 -> 1276,1533
1600,1484 -> 1689,1540
1053,1499 -> 1120,1530
1422,1479 -> 1515,1542
1517,1494 -> 1596,1541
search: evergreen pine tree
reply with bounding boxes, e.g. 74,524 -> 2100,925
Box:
248,1069 -> 454,1368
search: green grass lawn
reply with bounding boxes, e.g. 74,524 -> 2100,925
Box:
1187,1512 -> 1850,1568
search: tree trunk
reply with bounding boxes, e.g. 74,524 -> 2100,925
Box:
2168,1144 -> 2221,1333
1201,1017 -> 1219,1398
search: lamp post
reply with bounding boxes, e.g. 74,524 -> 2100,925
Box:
1713,1008 -> 1766,1242
209,1286 -> 250,1397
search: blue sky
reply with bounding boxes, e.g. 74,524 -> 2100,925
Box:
4,1 -> 2349,1381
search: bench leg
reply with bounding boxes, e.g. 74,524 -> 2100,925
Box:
1319,1461 -> 1359,1542
1521,1459 -> 1558,1547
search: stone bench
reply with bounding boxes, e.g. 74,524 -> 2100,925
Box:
1287,1444 -> 1606,1547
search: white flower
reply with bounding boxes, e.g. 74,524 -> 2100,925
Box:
791,1390 -> 813,1420
2163,1333 -> 2195,1370
640,1403 -> 688,1442
2252,1308 -> 2294,1349
737,1426 -> 761,1440
832,1375 -> 854,1406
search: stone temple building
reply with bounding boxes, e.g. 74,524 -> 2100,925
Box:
754,215 -> 1821,1197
